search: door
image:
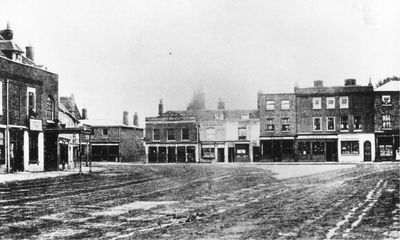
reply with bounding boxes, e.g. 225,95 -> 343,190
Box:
10,130 -> 24,172
364,141 -> 371,162
228,147 -> 234,162
217,148 -> 224,162
272,140 -> 282,162
326,141 -> 338,162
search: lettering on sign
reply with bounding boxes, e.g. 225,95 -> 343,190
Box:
200,123 -> 223,128
30,119 -> 43,131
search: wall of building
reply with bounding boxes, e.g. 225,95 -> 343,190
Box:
145,121 -> 198,143
374,91 -> 400,132
119,127 -> 144,162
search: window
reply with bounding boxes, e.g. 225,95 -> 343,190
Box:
340,96 -> 349,109
266,100 -> 275,110
27,87 -> 36,115
29,132 -> 39,163
215,113 -> 224,120
382,95 -> 391,105
0,131 -> 4,164
266,118 -> 274,131
167,129 -> 175,141
383,115 -> 391,129
281,100 -> 290,110
354,116 -> 362,130
102,128 -> 109,138
340,116 -> 349,130
326,97 -> 335,109
181,128 -> 189,140
0,82 -> 2,115
312,142 -> 325,155
341,141 -> 359,154
238,127 -> 247,140
281,118 -> 290,132
241,113 -> 250,120
327,117 -> 335,131
206,128 -> 215,141
201,146 -> 215,158
313,117 -> 322,131
46,96 -> 55,121
379,138 -> 393,156
153,129 -> 160,141
313,97 -> 322,109
298,142 -> 311,156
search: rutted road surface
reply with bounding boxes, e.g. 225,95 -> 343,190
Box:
0,163 -> 398,239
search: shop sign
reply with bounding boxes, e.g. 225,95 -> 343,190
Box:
30,119 -> 42,131
200,122 -> 223,128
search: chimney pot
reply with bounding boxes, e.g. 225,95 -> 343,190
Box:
344,79 -> 356,86
25,46 -> 34,61
314,80 -> 323,87
123,111 -> 129,126
158,99 -> 164,116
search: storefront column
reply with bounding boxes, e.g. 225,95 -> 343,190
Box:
185,146 -> 188,163
196,145 -> 200,163
224,143 -> 229,163
175,145 -> 178,163
38,132 -> 44,171
144,144 -> 149,163
214,144 -> 218,162
249,143 -> 254,162
23,130 -> 29,170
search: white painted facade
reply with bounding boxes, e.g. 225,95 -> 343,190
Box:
338,133 -> 375,162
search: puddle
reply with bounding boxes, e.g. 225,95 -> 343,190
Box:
91,201 -> 178,216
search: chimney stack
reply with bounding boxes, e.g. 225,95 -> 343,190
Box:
217,98 -> 225,110
344,79 -> 356,86
133,112 -> 139,126
25,46 -> 34,61
123,111 -> 129,126
158,99 -> 163,116
81,108 -> 88,120
314,80 -> 323,87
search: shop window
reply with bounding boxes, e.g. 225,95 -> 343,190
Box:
298,142 -> 311,156
153,129 -> 160,141
29,132 -> 39,163
326,97 -> 335,109
312,142 -> 325,155
102,128 -> 109,138
340,96 -> 349,109
313,97 -> 322,109
327,117 -> 335,131
238,127 -> 247,140
266,118 -> 274,131
167,129 -> 175,141
313,117 -> 322,131
266,100 -> 275,110
236,144 -> 249,156
46,96 -> 55,121
0,131 -> 4,164
383,115 -> 391,129
382,95 -> 391,106
281,118 -> 290,132
206,128 -> 215,141
201,146 -> 215,159
241,113 -> 250,120
181,128 -> 189,140
281,100 -> 290,110
354,116 -> 362,130
379,145 -> 392,157
341,141 -> 359,154
340,116 -> 349,131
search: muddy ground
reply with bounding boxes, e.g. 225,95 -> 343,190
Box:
0,163 -> 399,239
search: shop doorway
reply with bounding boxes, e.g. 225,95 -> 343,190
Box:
10,129 -> 24,172
228,147 -> 234,162
272,141 -> 282,161
364,141 -> 371,162
187,146 -> 196,163
217,148 -> 225,162
167,147 -> 176,163
326,142 -> 338,162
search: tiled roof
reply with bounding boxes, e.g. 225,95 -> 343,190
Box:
375,80 -> 400,92
0,40 -> 23,52
60,96 -> 82,119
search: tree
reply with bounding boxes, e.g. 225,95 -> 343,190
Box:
376,76 -> 400,88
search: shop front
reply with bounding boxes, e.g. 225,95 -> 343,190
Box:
260,137 -> 295,162
296,135 -> 338,162
375,132 -> 399,161
147,144 -> 197,163
338,133 -> 375,162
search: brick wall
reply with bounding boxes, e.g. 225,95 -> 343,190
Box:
374,91 -> 400,131
145,121 -> 198,143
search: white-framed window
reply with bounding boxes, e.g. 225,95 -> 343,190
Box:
206,128 -> 215,141
153,129 -> 160,141
326,97 -> 335,109
281,118 -> 290,132
340,116 -> 349,131
281,100 -> 290,110
46,96 -> 55,121
0,81 -> 3,115
313,97 -> 322,109
215,113 -> 224,120
313,117 -> 322,131
266,118 -> 274,131
27,87 -> 36,115
266,100 -> 275,110
241,113 -> 250,120
327,117 -> 335,131
341,141 -> 359,154
383,115 -> 391,129
339,96 -> 349,109
382,95 -> 391,105
238,127 -> 247,140
201,146 -> 215,159
354,116 -> 362,130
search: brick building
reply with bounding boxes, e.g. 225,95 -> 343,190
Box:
258,92 -> 296,161
0,24 -> 59,172
295,79 -> 375,162
83,112 -> 144,162
374,80 -> 400,161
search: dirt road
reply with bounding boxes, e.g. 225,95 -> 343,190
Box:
0,163 -> 398,239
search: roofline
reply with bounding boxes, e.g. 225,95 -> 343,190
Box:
0,55 -> 56,75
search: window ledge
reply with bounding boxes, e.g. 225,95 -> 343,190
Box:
340,130 -> 349,132
382,128 -> 392,130
354,130 -> 363,132
382,104 -> 392,107
327,129 -> 336,131
341,153 -> 360,156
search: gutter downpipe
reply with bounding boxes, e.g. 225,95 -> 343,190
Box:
5,79 -> 10,173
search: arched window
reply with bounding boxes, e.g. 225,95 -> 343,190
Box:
46,96 -> 55,121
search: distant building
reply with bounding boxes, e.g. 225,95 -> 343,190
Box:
374,80 -> 400,161
295,79 -> 375,162
82,112 -> 144,162
186,86 -> 206,110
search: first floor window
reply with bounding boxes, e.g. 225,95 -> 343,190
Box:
281,118 -> 290,132
181,128 -> 189,140
354,116 -> 362,130
341,141 -> 359,154
153,129 -> 160,141
383,115 -> 391,129
238,127 -> 247,140
340,116 -> 349,130
29,132 -> 39,163
46,96 -> 55,121
201,147 -> 215,158
313,97 -> 321,109
313,117 -> 322,131
167,129 -> 175,141
327,117 -> 335,131
266,118 -> 274,131
340,96 -> 349,108
326,97 -> 335,109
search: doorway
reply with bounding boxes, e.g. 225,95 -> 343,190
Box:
10,129 -> 24,172
217,148 -> 224,162
364,141 -> 371,162
326,141 -> 338,162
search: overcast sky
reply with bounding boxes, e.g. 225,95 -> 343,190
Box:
1,0 -> 399,126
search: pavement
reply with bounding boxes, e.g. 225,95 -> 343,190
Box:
0,166 -> 106,184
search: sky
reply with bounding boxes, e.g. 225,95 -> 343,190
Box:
1,0 -> 399,127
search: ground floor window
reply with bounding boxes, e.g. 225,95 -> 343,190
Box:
0,131 -> 4,164
312,142 -> 325,155
29,132 -> 39,163
341,141 -> 359,154
379,145 -> 392,157
201,146 -> 215,159
298,142 -> 311,156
